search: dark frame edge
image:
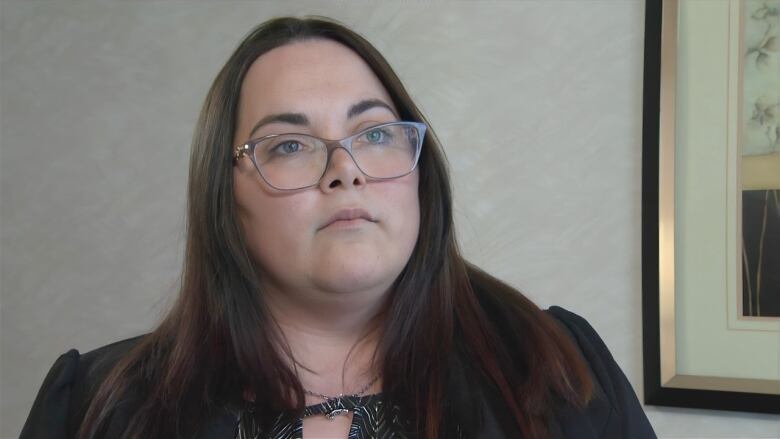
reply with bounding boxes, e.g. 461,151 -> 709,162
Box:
641,0 -> 663,408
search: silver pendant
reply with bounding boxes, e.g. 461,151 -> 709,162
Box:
325,408 -> 350,420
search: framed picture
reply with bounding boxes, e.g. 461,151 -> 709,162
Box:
641,0 -> 780,414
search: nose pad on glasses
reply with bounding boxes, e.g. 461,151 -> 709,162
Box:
321,147 -> 366,189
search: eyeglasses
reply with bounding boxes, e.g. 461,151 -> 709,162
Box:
233,121 -> 426,191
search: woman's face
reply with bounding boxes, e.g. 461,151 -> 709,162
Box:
233,39 -> 420,304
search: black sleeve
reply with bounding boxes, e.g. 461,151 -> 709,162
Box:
20,350 -> 81,439
547,306 -> 657,439
20,336 -> 149,439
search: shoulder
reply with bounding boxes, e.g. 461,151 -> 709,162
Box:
74,335 -> 147,383
69,335 -> 147,416
20,335 -> 147,439
543,306 -> 656,438
544,306 -> 619,404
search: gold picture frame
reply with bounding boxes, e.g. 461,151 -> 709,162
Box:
642,0 -> 780,414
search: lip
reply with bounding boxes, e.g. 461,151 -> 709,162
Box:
319,208 -> 376,230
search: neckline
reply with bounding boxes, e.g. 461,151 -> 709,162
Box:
302,393 -> 383,417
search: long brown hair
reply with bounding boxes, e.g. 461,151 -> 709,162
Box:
77,16 -> 592,438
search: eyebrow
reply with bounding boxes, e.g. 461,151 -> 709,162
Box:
347,98 -> 397,119
247,98 -> 397,140
247,113 -> 309,139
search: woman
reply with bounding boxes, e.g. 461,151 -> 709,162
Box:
20,16 -> 655,439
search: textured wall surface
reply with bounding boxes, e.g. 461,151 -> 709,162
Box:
1,1 -> 778,438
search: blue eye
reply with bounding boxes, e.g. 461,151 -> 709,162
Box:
274,141 -> 300,154
366,129 -> 384,143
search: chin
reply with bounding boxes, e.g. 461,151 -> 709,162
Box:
314,265 -> 397,297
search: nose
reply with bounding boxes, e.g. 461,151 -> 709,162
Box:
319,146 -> 367,192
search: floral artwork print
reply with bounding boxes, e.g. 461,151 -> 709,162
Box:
741,0 -> 780,317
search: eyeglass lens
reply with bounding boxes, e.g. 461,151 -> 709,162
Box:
253,123 -> 421,190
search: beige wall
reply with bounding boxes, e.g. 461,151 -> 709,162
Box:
1,1 -> 777,438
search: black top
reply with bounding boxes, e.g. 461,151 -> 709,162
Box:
19,306 -> 657,438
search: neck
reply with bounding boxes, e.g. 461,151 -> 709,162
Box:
261,284 -> 386,400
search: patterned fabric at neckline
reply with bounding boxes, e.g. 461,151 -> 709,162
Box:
302,393 -> 376,418
235,393 -> 414,439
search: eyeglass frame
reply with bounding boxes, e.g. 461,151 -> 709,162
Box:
232,121 -> 427,191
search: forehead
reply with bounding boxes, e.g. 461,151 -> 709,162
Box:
238,39 -> 395,115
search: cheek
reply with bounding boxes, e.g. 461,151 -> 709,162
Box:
233,173 -> 312,268
387,173 -> 421,252
404,189 -> 421,238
